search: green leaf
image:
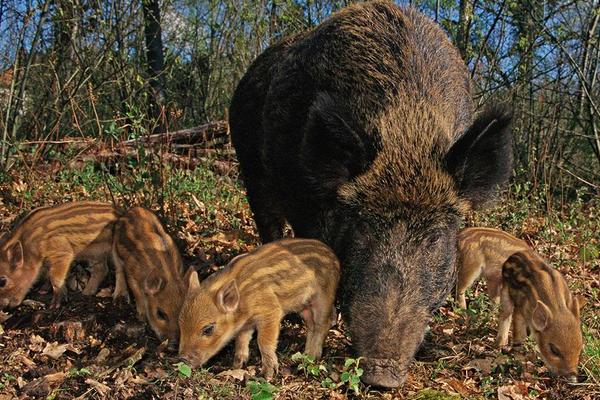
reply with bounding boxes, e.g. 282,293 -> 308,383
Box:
344,358 -> 356,368
340,371 -> 350,383
176,362 -> 192,378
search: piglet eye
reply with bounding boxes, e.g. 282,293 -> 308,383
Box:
157,308 -> 168,321
549,343 -> 562,358
0,276 -> 7,288
201,323 -> 215,336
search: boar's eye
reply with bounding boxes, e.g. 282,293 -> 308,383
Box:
201,323 -> 215,337
156,308 -> 168,321
549,343 -> 562,358
424,230 -> 444,247
0,276 -> 6,288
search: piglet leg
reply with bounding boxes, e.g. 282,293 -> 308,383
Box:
233,328 -> 254,368
110,252 -> 130,303
303,293 -> 333,360
83,259 -> 108,295
257,311 -> 283,379
496,287 -> 514,347
511,310 -> 527,345
47,253 -> 75,308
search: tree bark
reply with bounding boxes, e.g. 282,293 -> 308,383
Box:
457,0 -> 473,62
142,0 -> 166,133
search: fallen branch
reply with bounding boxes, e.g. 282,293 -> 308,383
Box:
122,120 -> 229,146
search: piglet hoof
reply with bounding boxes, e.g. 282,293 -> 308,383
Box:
261,362 -> 279,380
360,357 -> 406,388
233,355 -> 248,369
82,284 -> 99,296
112,292 -> 130,305
50,291 -> 66,309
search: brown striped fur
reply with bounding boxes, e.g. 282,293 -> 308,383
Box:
112,207 -> 190,343
455,227 -> 530,308
178,238 -> 340,378
500,250 -> 586,380
0,201 -> 120,309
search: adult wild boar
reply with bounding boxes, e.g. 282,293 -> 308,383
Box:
229,1 -> 512,388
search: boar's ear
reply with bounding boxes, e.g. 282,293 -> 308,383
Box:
445,107 -> 513,208
7,241 -> 24,271
216,279 -> 239,313
300,92 -> 367,197
144,272 -> 165,295
186,270 -> 201,291
532,300 -> 553,331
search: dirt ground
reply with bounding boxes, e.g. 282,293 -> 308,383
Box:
0,158 -> 598,399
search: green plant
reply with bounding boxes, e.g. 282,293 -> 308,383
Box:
291,352 -> 328,378
246,378 -> 278,400
175,361 -> 192,378
67,368 -> 91,378
340,358 -> 363,395
414,388 -> 460,400
479,375 -> 496,398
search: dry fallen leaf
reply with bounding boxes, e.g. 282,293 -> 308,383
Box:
463,357 -> 494,374
438,377 -> 474,397
42,342 -> 80,360
217,369 -> 248,381
21,299 -> 45,309
19,354 -> 36,369
28,334 -> 46,352
497,383 -> 529,400
85,378 -> 111,396
96,347 -> 110,363
21,372 -> 66,397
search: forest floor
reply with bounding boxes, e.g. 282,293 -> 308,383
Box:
0,147 -> 598,399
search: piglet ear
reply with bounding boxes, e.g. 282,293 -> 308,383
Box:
144,272 -> 165,295
186,270 -> 200,291
7,241 -> 24,271
445,107 -> 513,208
216,280 -> 239,313
571,295 -> 587,318
532,300 -> 552,331
183,267 -> 196,286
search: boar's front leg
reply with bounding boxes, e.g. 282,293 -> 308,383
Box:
238,166 -> 286,243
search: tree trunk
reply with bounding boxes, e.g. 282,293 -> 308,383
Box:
142,0 -> 166,133
457,0 -> 473,62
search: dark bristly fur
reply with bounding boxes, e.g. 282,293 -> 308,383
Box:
229,1 -> 512,387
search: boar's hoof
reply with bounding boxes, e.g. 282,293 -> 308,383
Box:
360,357 -> 406,388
